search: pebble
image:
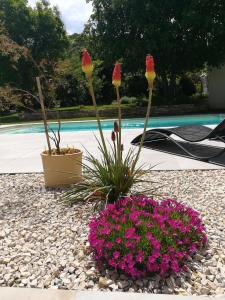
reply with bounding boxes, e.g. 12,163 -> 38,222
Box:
86,269 -> 95,277
0,231 -> 6,239
118,281 -> 130,289
98,277 -> 113,288
68,267 -> 75,274
30,279 -> 38,287
136,280 -> 144,287
0,171 -> 225,296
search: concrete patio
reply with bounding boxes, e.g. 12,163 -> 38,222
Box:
0,126 -> 224,173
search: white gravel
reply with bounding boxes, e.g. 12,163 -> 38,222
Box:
0,171 -> 225,296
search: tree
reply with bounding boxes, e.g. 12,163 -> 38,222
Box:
30,1 -> 69,68
54,33 -> 108,106
0,23 -> 30,111
0,0 -> 69,94
87,0 -> 225,100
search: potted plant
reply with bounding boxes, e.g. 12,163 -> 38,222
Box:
36,77 -> 83,187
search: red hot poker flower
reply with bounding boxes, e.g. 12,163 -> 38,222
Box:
112,63 -> 121,87
145,54 -> 156,84
82,49 -> 94,78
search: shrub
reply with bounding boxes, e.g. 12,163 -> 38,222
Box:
89,196 -> 207,278
179,76 -> 196,96
120,96 -> 137,105
136,97 -> 148,107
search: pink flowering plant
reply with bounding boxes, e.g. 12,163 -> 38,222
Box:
89,195 -> 207,278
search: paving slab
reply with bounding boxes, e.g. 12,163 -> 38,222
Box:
1,288 -> 225,300
76,291 -> 225,300
0,287 -> 76,300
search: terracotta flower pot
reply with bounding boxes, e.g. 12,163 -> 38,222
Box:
41,149 -> 83,187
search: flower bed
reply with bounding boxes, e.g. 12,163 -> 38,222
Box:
89,195 -> 207,278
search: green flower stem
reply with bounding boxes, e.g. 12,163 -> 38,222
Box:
115,131 -> 119,161
113,140 -> 116,162
132,83 -> 153,172
88,78 -> 109,163
116,86 -> 122,162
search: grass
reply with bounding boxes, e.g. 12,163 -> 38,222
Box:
0,113 -> 21,124
51,103 -> 132,111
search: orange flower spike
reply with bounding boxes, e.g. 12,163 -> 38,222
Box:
82,49 -> 94,79
145,54 -> 156,84
112,63 -> 121,87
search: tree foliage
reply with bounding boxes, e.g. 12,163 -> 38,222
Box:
0,0 -> 69,91
54,33 -> 107,106
87,0 -> 225,99
88,0 -> 225,72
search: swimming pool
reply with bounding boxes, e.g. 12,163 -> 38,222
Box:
1,114 -> 224,134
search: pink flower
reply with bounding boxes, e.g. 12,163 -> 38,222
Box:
115,237 -> 122,244
148,255 -> 156,264
146,232 -> 153,241
113,224 -> 121,230
125,240 -> 135,249
147,263 -> 159,272
129,211 -> 140,222
176,252 -> 185,260
171,260 -> 180,273
133,234 -> 141,242
118,261 -> 126,270
189,243 -> 197,254
136,251 -> 143,263
125,228 -> 136,239
105,241 -> 113,249
100,228 -> 111,235
168,246 -> 175,253
121,215 -> 126,224
108,258 -> 117,267
151,239 -> 161,250
184,237 -> 190,244
113,251 -> 120,259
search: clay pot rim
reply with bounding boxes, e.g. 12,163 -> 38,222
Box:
41,149 -> 83,157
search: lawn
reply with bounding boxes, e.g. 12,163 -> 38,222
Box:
51,103 -> 132,112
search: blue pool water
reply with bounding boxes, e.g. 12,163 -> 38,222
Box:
1,114 -> 225,134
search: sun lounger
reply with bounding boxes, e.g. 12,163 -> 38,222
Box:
131,121 -> 225,163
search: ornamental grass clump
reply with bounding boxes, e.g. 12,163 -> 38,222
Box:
65,50 -> 156,205
89,196 -> 207,278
